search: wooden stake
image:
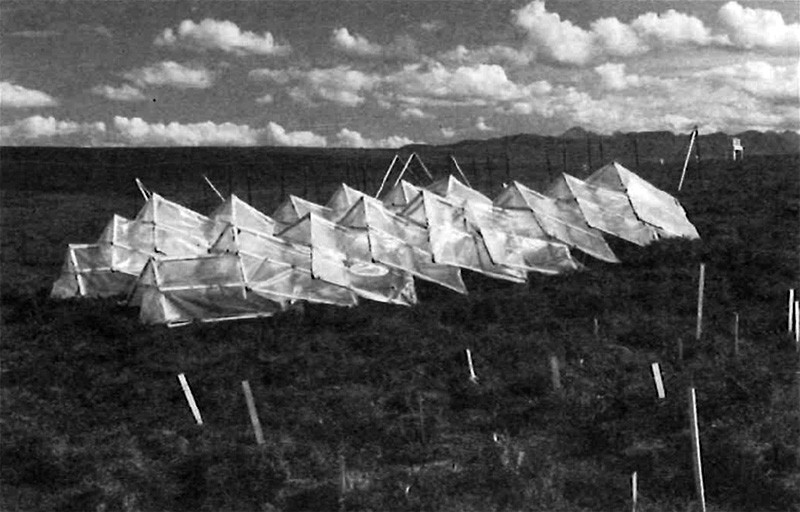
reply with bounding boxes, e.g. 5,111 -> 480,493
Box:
688,388 -> 707,512
795,301 -> 799,348
177,373 -> 203,425
466,349 -> 478,383
733,312 -> 740,357
593,317 -> 599,341
550,355 -> 562,393
241,381 -> 265,446
651,363 -> 665,399
696,263 -> 705,341
789,289 -> 795,332
631,471 -> 638,512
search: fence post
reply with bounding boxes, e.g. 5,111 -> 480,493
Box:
242,381 -> 265,445
688,387 -> 707,512
696,263 -> 706,340
177,373 -> 203,425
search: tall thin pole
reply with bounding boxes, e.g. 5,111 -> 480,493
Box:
679,128 -> 697,191
688,388 -> 707,512
696,263 -> 706,340
789,289 -> 795,332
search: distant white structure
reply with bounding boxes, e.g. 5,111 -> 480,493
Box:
732,138 -> 744,161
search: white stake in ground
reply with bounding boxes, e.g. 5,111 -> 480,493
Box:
550,356 -> 562,393
177,373 -> 203,425
789,289 -> 795,332
696,263 -> 706,341
733,312 -> 740,357
241,380 -> 265,446
688,387 -> 707,512
466,349 -> 478,383
651,363 -> 665,399
631,471 -> 638,512
795,301 -> 799,348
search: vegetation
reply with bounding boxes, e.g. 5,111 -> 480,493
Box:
1,139 -> 798,511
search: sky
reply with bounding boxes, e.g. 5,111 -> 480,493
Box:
0,0 -> 798,147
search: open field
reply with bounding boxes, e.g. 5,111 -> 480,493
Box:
1,140 -> 799,511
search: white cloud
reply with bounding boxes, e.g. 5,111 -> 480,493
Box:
0,82 -> 58,108
384,62 -> 541,107
155,19 -> 291,56
334,128 -> 417,148
514,1 -> 595,66
440,126 -> 456,138
420,21 -> 444,32
697,61 -> 799,102
475,116 -> 496,132
594,63 -> 642,91
256,93 -> 274,104
331,27 -> 382,56
400,107 -> 434,119
718,2 -> 800,52
123,61 -> 214,89
91,84 -> 146,102
0,116 -> 105,145
250,66 -> 379,107
265,122 -> 327,147
630,9 -> 721,47
438,44 -> 532,67
512,1 -> 731,66
112,116 -> 261,146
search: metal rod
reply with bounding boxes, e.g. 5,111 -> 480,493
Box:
203,175 -> 225,202
375,154 -> 399,198
450,156 -> 473,188
679,128 -> 697,191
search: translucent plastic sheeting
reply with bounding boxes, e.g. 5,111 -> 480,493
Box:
130,253 -> 287,326
210,194 -> 276,238
50,212 -> 212,299
425,175 -> 582,275
494,182 -> 620,263
381,180 -> 423,213
278,213 -> 418,305
211,224 -> 358,307
325,183 -> 366,217
586,162 -> 700,239
427,175 -> 493,206
547,174 -> 660,247
463,202 -> 583,275
338,196 -> 467,293
50,243 -> 141,298
135,193 -> 219,244
401,191 -> 527,283
272,195 -> 335,232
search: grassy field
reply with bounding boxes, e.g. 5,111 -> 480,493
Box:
1,143 -> 798,511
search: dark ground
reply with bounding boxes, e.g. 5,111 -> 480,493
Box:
0,137 -> 798,511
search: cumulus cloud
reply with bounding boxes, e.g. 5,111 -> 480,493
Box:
250,66 -> 379,107
384,62 -> 544,107
334,128 -> 417,148
475,116 -> 496,132
112,116 -> 262,146
697,61 -> 799,103
718,2 -> 800,52
438,44 -> 532,67
123,61 -> 214,89
0,116 -> 105,145
91,84 -> 146,102
512,1 -> 736,66
265,122 -> 327,147
155,19 -> 291,56
400,107 -> 434,119
0,82 -> 58,108
331,27 -> 382,56
256,93 -> 274,104
440,126 -> 456,138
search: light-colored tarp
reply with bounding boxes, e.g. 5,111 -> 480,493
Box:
135,193 -> 218,244
130,253 -> 286,326
210,194 -> 276,238
494,182 -> 620,263
211,223 -> 358,307
272,195 -> 335,232
51,207 -> 213,299
585,162 -> 700,239
338,196 -> 467,293
278,212 -> 418,305
547,173 -> 660,247
425,176 -> 582,275
381,180 -> 423,213
326,183 -> 366,218
400,190 -> 527,283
